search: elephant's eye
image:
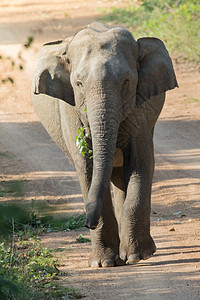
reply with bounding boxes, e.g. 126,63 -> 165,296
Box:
66,58 -> 70,64
77,80 -> 83,87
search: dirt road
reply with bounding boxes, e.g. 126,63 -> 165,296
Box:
0,1 -> 200,299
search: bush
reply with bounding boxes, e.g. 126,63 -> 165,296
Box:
0,204 -> 85,299
101,0 -> 200,63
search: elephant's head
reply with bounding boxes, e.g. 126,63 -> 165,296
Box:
33,22 -> 178,229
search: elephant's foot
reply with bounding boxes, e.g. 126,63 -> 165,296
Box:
88,246 -> 125,268
120,234 -> 156,264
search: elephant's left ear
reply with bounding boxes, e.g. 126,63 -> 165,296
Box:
136,37 -> 178,106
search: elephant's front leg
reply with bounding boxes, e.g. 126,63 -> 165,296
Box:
75,161 -> 120,267
120,139 -> 156,264
88,189 -> 124,268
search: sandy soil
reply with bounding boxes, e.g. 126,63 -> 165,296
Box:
0,0 -> 200,299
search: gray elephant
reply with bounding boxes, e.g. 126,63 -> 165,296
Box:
31,22 -> 178,267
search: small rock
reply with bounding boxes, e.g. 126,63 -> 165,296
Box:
169,228 -> 175,231
173,211 -> 182,215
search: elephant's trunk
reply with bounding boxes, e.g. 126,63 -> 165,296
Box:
85,92 -> 122,229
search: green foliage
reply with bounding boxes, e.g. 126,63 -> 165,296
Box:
76,234 -> 91,243
100,0 -> 200,63
0,152 -> 12,158
0,50 -> 25,85
0,239 -> 83,299
0,171 -> 85,298
189,97 -> 200,104
1,77 -> 14,84
42,214 -> 86,232
0,204 -> 31,237
0,205 -> 85,299
75,126 -> 93,157
7,180 -> 24,197
0,274 -> 18,300
0,240 -> 56,299
0,199 -> 86,238
75,106 -> 93,158
24,36 -> 34,48
0,187 -> 5,197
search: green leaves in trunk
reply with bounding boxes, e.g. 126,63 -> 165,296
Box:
75,107 -> 93,159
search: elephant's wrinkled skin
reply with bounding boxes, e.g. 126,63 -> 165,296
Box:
31,22 -> 178,267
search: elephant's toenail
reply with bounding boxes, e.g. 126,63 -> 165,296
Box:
116,258 -> 126,266
127,254 -> 140,264
143,253 -> 153,260
91,261 -> 100,268
120,252 -> 127,261
102,260 -> 114,268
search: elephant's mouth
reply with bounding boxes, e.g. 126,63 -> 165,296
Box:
113,148 -> 123,167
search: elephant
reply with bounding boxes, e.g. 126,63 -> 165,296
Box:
31,22 -> 178,267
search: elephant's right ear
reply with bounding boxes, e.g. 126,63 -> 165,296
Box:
33,38 -> 75,106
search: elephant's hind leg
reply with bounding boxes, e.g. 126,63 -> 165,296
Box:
111,167 -> 126,230
119,171 -> 156,264
117,132 -> 156,264
112,166 -> 156,264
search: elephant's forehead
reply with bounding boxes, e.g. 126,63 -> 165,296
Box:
69,27 -> 137,54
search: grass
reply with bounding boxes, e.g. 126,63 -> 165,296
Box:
75,106 -> 93,159
189,97 -> 200,104
0,152 -> 12,159
24,36 -> 34,48
0,178 -> 86,298
0,239 -> 83,299
0,188 -> 5,197
0,35 -> 34,86
0,202 -> 86,299
41,214 -> 86,233
99,0 -> 200,63
76,234 -> 91,243
0,202 -> 87,237
1,180 -> 25,197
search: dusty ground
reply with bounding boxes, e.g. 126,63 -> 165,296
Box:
0,0 -> 200,299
